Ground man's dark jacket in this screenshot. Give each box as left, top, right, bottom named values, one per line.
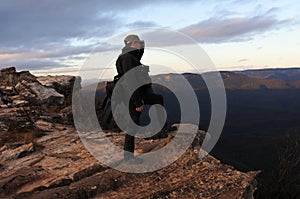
left=115, top=46, right=150, bottom=108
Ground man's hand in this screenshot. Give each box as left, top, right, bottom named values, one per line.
left=135, top=106, right=143, bottom=112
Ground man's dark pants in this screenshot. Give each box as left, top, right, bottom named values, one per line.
left=124, top=85, right=164, bottom=154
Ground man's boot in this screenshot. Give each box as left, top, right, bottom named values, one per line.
left=145, top=123, right=177, bottom=140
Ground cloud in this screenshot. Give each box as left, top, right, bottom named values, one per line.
left=0, top=1, right=293, bottom=73
left=0, top=58, right=66, bottom=71
left=0, top=42, right=120, bottom=72
left=0, top=0, right=126, bottom=71
left=129, top=10, right=291, bottom=47
left=0, top=1, right=121, bottom=48
left=127, top=21, right=158, bottom=29
left=0, top=0, right=198, bottom=48
left=0, top=0, right=200, bottom=71
left=238, top=59, right=249, bottom=63
left=179, top=15, right=290, bottom=43
left=139, top=29, right=190, bottom=46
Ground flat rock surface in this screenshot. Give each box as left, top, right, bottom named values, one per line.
left=0, top=123, right=258, bottom=199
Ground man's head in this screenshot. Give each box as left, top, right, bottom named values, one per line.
left=124, top=34, right=145, bottom=49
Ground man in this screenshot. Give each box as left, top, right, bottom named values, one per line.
left=115, top=34, right=175, bottom=160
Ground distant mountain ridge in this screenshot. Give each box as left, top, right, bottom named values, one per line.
left=83, top=68, right=300, bottom=91
left=235, top=67, right=300, bottom=81
left=150, top=69, right=300, bottom=90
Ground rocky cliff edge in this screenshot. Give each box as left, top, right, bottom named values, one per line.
left=0, top=67, right=259, bottom=199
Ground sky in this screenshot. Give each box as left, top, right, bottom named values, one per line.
left=1, top=0, right=300, bottom=79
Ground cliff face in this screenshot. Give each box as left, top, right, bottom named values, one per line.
left=0, top=67, right=259, bottom=199
left=0, top=67, right=80, bottom=133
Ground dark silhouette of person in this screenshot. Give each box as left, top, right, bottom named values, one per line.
left=115, top=34, right=175, bottom=160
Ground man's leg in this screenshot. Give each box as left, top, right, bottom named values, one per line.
left=143, top=87, right=165, bottom=124
left=142, top=86, right=176, bottom=138
left=124, top=99, right=141, bottom=159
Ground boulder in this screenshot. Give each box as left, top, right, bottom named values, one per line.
left=15, top=80, right=64, bottom=105
left=37, top=75, right=81, bottom=106
left=37, top=75, right=81, bottom=92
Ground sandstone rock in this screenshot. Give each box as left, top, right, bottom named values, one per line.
left=0, top=124, right=259, bottom=199
left=37, top=75, right=81, bottom=106
left=0, top=67, right=36, bottom=87
left=0, top=67, right=81, bottom=132
left=0, top=121, right=9, bottom=132
left=0, top=142, right=34, bottom=161
left=37, top=75, right=81, bottom=92
left=0, top=145, right=8, bottom=153
left=0, top=107, right=37, bottom=132
left=35, top=120, right=54, bottom=132
left=59, top=105, right=73, bottom=124
left=15, top=80, right=64, bottom=105
left=12, top=99, right=28, bottom=107
left=0, top=67, right=19, bottom=86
